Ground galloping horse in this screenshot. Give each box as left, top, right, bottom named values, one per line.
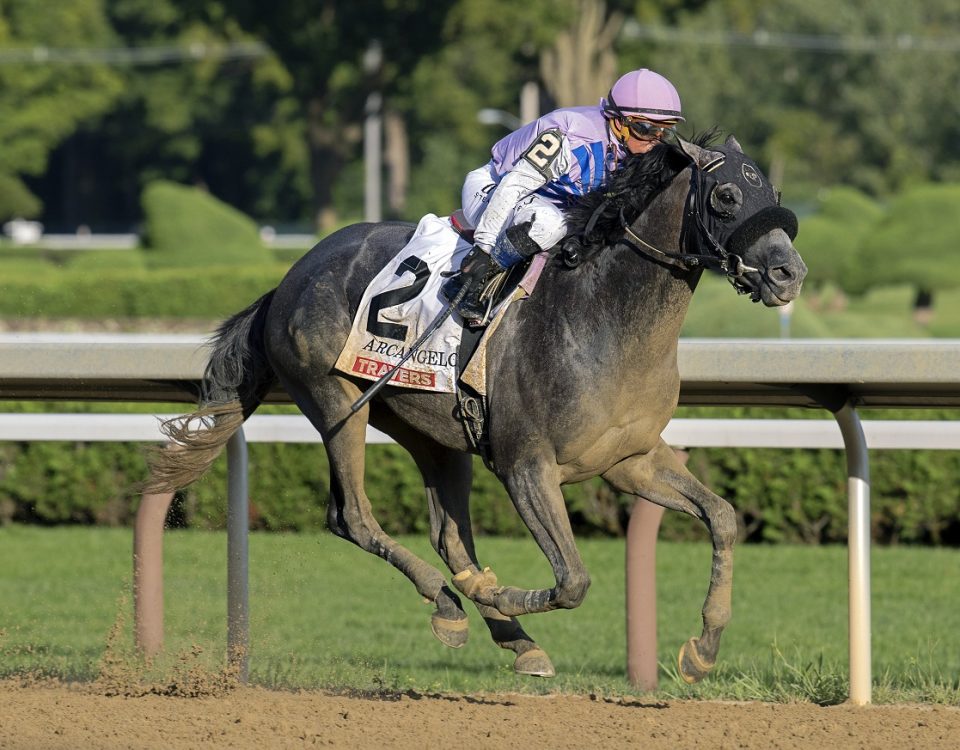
left=149, top=134, right=806, bottom=681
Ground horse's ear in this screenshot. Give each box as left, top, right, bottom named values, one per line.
left=724, top=134, right=744, bottom=153
left=676, top=138, right=724, bottom=169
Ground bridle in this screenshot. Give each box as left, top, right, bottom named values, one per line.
left=618, top=158, right=762, bottom=296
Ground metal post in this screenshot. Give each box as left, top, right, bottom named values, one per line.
left=834, top=401, right=872, bottom=705
left=625, top=449, right=685, bottom=690
left=364, top=92, right=382, bottom=222
left=363, top=40, right=383, bottom=223
left=133, top=489, right=174, bottom=657
left=226, top=428, right=249, bottom=681
left=625, top=498, right=665, bottom=690
left=520, top=80, right=539, bottom=124
left=778, top=300, right=793, bottom=339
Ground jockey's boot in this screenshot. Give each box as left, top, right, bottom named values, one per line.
left=442, top=246, right=505, bottom=325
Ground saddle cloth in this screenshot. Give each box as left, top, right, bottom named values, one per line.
left=334, top=213, right=546, bottom=394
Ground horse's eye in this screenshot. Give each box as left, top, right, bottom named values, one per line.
left=710, top=183, right=743, bottom=219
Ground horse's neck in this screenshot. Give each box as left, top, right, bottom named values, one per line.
left=569, top=175, right=697, bottom=358
left=596, top=249, right=695, bottom=363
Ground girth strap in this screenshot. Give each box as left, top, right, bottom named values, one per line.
left=455, top=328, right=495, bottom=472
left=456, top=389, right=495, bottom=472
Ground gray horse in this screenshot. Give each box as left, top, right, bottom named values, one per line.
left=149, top=134, right=806, bottom=682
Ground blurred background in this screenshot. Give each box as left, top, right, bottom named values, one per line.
left=2, top=1, right=960, bottom=540
left=1, top=0, right=959, bottom=339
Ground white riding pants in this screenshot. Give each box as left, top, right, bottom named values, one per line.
left=460, top=161, right=568, bottom=253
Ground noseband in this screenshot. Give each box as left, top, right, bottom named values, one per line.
left=619, top=162, right=761, bottom=295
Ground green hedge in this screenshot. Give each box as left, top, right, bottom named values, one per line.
left=1, top=405, right=958, bottom=545
left=0, top=264, right=288, bottom=318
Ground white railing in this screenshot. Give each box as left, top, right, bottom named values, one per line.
left=3, top=412, right=960, bottom=449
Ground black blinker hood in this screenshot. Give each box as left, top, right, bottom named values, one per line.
left=694, top=142, right=799, bottom=257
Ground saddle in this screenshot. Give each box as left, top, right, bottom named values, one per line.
left=334, top=213, right=545, bottom=398
left=449, top=209, right=475, bottom=244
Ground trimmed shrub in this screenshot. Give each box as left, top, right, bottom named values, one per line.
left=0, top=264, right=288, bottom=318
left=64, top=250, right=147, bottom=272
left=141, top=180, right=270, bottom=269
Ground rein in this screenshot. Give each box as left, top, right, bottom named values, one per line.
left=618, top=163, right=760, bottom=293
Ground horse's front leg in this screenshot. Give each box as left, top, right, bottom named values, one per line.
left=453, top=458, right=591, bottom=618
left=603, top=439, right=737, bottom=684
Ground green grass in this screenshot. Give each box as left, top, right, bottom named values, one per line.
left=1, top=526, right=958, bottom=703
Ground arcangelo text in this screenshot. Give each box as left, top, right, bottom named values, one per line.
left=361, top=337, right=459, bottom=367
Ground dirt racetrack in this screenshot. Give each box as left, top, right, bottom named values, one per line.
left=2, top=681, right=959, bottom=749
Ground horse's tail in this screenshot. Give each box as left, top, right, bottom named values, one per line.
left=146, top=290, right=277, bottom=491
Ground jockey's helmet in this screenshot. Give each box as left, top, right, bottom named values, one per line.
left=601, top=69, right=684, bottom=125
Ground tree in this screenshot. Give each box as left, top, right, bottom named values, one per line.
left=792, top=186, right=883, bottom=295
left=219, top=1, right=455, bottom=230
left=540, top=0, right=624, bottom=108
left=0, top=0, right=122, bottom=221
left=628, top=0, right=960, bottom=200
left=401, top=0, right=581, bottom=219
left=856, top=183, right=960, bottom=318
left=33, top=0, right=310, bottom=231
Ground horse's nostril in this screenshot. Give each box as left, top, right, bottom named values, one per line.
left=768, top=265, right=793, bottom=283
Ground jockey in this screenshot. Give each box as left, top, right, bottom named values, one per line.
left=443, top=68, right=684, bottom=324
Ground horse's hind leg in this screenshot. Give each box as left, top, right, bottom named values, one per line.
left=284, top=378, right=454, bottom=619
left=392, top=426, right=555, bottom=677
left=603, top=439, right=737, bottom=684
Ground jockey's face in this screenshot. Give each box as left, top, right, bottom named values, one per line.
left=625, top=134, right=659, bottom=155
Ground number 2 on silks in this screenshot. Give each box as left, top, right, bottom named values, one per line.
left=522, top=129, right=563, bottom=175
left=365, top=255, right=430, bottom=341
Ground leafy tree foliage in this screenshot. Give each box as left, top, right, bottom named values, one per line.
left=0, top=0, right=122, bottom=220
left=31, top=0, right=307, bottom=231
left=792, top=187, right=883, bottom=292
left=221, top=0, right=455, bottom=228
left=6, top=0, right=960, bottom=293
left=632, top=0, right=960, bottom=200
left=401, top=0, right=590, bottom=219
left=858, top=183, right=960, bottom=296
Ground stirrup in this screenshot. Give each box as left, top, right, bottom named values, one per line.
left=457, top=272, right=505, bottom=326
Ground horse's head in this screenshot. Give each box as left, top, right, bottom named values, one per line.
left=677, top=135, right=807, bottom=306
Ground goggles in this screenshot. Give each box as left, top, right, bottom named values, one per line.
left=623, top=117, right=677, bottom=141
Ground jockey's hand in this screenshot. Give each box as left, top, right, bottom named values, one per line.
left=442, top=245, right=501, bottom=279
left=460, top=245, right=490, bottom=273
left=440, top=245, right=505, bottom=312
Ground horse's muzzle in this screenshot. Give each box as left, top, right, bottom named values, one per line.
left=747, top=229, right=807, bottom=307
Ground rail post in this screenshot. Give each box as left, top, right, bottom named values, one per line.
left=626, top=498, right=665, bottom=690
left=133, top=489, right=174, bottom=656
left=226, top=428, right=250, bottom=682
left=834, top=401, right=872, bottom=705
left=625, top=449, right=687, bottom=690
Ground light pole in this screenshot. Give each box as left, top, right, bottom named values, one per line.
left=363, top=40, right=383, bottom=223
left=477, top=81, right=540, bottom=131
left=477, top=108, right=522, bottom=131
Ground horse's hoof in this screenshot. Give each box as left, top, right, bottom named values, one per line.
left=677, top=637, right=714, bottom=684
left=430, top=613, right=469, bottom=649
left=514, top=647, right=555, bottom=678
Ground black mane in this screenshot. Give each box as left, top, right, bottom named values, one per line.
left=563, top=129, right=720, bottom=254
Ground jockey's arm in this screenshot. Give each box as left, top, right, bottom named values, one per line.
left=473, top=129, right=571, bottom=252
